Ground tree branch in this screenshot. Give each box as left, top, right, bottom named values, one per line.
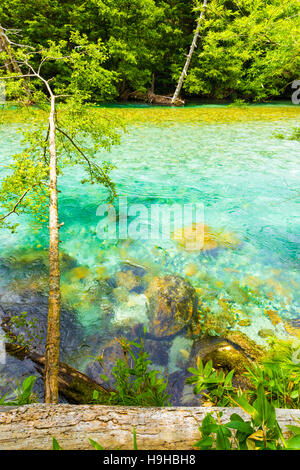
left=56, top=126, right=115, bottom=195
left=0, top=187, right=33, bottom=221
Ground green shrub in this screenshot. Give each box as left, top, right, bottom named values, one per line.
left=187, top=339, right=300, bottom=409
left=93, top=335, right=170, bottom=407
left=0, top=376, right=38, bottom=405
left=194, top=384, right=300, bottom=450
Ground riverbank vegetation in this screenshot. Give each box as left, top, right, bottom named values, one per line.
left=1, top=0, right=299, bottom=103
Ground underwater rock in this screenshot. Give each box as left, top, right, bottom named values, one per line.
left=227, top=281, right=250, bottom=305
left=168, top=335, right=193, bottom=373
left=65, top=266, right=91, bottom=281
left=0, top=291, right=84, bottom=359
left=264, top=309, right=282, bottom=326
left=112, top=286, right=129, bottom=303
left=3, top=248, right=77, bottom=274
left=85, top=339, right=123, bottom=386
left=258, top=328, right=276, bottom=338
left=202, top=341, right=253, bottom=375
left=190, top=331, right=264, bottom=373
left=0, top=291, right=85, bottom=403
left=196, top=305, right=236, bottom=337
left=144, top=338, right=171, bottom=367
left=145, top=275, right=198, bottom=338
left=116, top=271, right=141, bottom=292
left=238, top=319, right=252, bottom=327
left=121, top=260, right=148, bottom=278
left=112, top=293, right=149, bottom=329
left=172, top=223, right=241, bottom=252
left=225, top=331, right=265, bottom=361
left=168, top=369, right=193, bottom=406
left=184, top=264, right=198, bottom=277
left=189, top=336, right=225, bottom=367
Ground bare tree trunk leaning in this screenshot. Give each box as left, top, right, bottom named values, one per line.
left=44, top=95, right=61, bottom=404
left=171, top=0, right=208, bottom=104
left=0, top=405, right=298, bottom=450
left=0, top=26, right=22, bottom=74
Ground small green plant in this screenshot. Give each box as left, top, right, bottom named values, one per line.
left=244, top=339, right=300, bottom=409
left=93, top=335, right=170, bottom=407
left=195, top=384, right=300, bottom=450
left=52, top=438, right=63, bottom=450
left=0, top=375, right=37, bottom=405
left=186, top=359, right=236, bottom=406
left=89, top=439, right=104, bottom=450
left=187, top=339, right=300, bottom=409
left=274, top=127, right=300, bottom=141
left=4, top=312, right=43, bottom=349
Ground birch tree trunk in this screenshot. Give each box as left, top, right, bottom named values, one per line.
left=44, top=95, right=61, bottom=404
left=171, top=0, right=208, bottom=104
left=0, top=26, right=21, bottom=74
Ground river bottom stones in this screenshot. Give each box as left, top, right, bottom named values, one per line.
left=145, top=275, right=198, bottom=338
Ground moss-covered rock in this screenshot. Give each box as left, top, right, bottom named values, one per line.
left=225, top=331, right=265, bottom=361
left=6, top=248, right=77, bottom=273
left=116, top=270, right=141, bottom=291
left=196, top=306, right=236, bottom=338
left=172, top=223, right=241, bottom=252
left=202, top=341, right=252, bottom=375
left=227, top=281, right=250, bottom=304
left=145, top=275, right=198, bottom=338
left=238, top=318, right=252, bottom=327
left=258, top=328, right=276, bottom=338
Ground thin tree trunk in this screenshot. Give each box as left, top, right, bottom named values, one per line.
left=44, top=95, right=61, bottom=404
left=171, top=0, right=208, bottom=104
left=0, top=25, right=31, bottom=100
left=0, top=26, right=16, bottom=73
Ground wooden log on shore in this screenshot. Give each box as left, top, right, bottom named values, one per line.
left=0, top=404, right=299, bottom=450
left=128, top=90, right=185, bottom=106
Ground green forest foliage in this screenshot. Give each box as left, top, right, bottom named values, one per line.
left=0, top=0, right=299, bottom=101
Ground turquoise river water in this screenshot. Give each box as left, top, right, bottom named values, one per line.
left=0, top=105, right=299, bottom=403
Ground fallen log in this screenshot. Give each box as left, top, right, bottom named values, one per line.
left=128, top=89, right=185, bottom=106
left=2, top=317, right=112, bottom=404
left=0, top=404, right=299, bottom=450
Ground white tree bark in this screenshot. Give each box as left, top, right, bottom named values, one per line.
left=172, top=0, right=208, bottom=104
left=44, top=94, right=61, bottom=404
left=0, top=405, right=299, bottom=450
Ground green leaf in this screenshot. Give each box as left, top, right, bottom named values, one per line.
left=286, top=425, right=300, bottom=435
left=89, top=439, right=104, bottom=450
left=287, top=435, right=300, bottom=450
left=194, top=436, right=214, bottom=450
left=216, top=427, right=232, bottom=450
left=133, top=426, right=138, bottom=450
left=226, top=420, right=253, bottom=434
left=52, top=438, right=62, bottom=450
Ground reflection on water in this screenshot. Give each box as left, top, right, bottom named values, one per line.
left=0, top=107, right=299, bottom=404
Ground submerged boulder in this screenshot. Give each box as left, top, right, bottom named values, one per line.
left=172, top=223, right=241, bottom=252
left=202, top=341, right=253, bottom=375
left=145, top=275, right=198, bottom=338
left=225, top=331, right=265, bottom=361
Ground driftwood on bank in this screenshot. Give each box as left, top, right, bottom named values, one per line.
left=2, top=317, right=111, bottom=404
left=0, top=404, right=299, bottom=450
left=128, top=89, right=185, bottom=106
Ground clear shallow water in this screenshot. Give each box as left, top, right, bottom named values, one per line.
left=0, top=106, right=299, bottom=401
